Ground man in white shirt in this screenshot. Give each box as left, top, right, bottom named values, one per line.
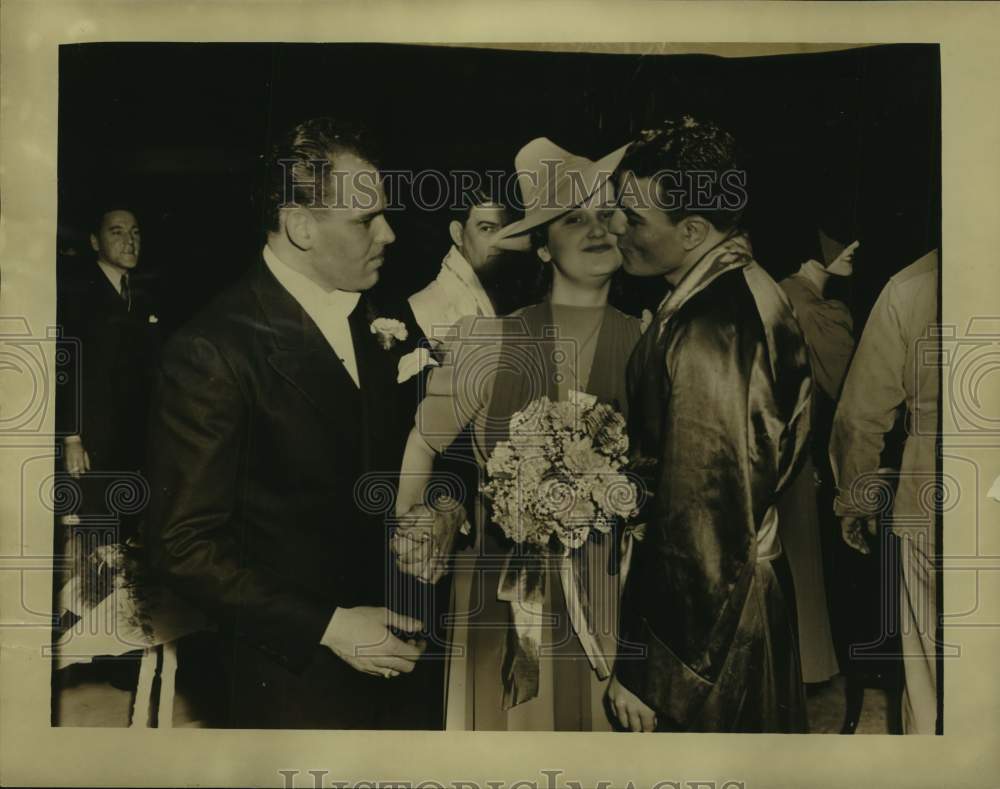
left=145, top=118, right=442, bottom=729
left=408, top=188, right=514, bottom=339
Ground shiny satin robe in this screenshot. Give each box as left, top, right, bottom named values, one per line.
left=617, top=233, right=812, bottom=732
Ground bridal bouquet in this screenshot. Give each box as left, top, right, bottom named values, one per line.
left=482, top=394, right=639, bottom=551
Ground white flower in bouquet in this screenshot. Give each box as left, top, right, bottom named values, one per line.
left=568, top=495, right=597, bottom=526
left=585, top=404, right=629, bottom=460
left=588, top=472, right=615, bottom=511
left=482, top=396, right=640, bottom=553
left=535, top=477, right=574, bottom=518
left=559, top=524, right=592, bottom=550
left=549, top=399, right=582, bottom=431
left=591, top=511, right=613, bottom=535
left=515, top=510, right=550, bottom=547
left=509, top=400, right=547, bottom=447
left=604, top=473, right=640, bottom=518
left=486, top=442, right=518, bottom=479
left=521, top=453, right=552, bottom=484
left=564, top=435, right=615, bottom=475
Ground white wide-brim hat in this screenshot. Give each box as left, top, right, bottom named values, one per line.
left=495, top=137, right=629, bottom=246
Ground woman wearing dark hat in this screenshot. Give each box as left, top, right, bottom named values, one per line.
left=392, top=137, right=641, bottom=730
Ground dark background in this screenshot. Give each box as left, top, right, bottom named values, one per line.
left=57, top=42, right=940, bottom=333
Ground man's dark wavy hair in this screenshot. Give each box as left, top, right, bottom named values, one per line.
left=449, top=183, right=515, bottom=231
left=263, top=117, right=381, bottom=233
left=90, top=199, right=140, bottom=235
left=617, top=115, right=744, bottom=232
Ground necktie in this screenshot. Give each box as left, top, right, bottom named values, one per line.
left=120, top=273, right=132, bottom=312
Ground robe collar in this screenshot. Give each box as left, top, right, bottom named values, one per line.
left=652, top=231, right=753, bottom=340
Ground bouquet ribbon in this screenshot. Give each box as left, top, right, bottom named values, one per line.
left=618, top=521, right=647, bottom=597
left=496, top=545, right=614, bottom=710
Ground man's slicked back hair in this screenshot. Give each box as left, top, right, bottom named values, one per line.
left=263, top=117, right=381, bottom=232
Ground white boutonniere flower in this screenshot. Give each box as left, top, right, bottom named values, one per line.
left=370, top=318, right=408, bottom=350
left=397, top=346, right=440, bottom=383
left=640, top=309, right=654, bottom=334
left=148, top=314, right=159, bottom=324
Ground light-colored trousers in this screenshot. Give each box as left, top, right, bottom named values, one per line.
left=894, top=433, right=939, bottom=734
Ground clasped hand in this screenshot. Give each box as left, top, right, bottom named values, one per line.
left=390, top=498, right=466, bottom=584
left=321, top=606, right=427, bottom=678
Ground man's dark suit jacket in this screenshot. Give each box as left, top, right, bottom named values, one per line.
left=56, top=259, right=160, bottom=530
left=144, top=258, right=444, bottom=729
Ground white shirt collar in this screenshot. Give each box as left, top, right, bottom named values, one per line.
left=263, top=244, right=361, bottom=318
left=263, top=244, right=363, bottom=388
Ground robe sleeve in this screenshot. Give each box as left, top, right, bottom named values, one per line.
left=615, top=309, right=757, bottom=727
left=829, top=279, right=906, bottom=516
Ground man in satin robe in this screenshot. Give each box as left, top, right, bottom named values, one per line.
left=606, top=117, right=812, bottom=732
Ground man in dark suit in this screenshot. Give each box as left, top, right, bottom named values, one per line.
left=144, top=118, right=443, bottom=729
left=57, top=204, right=159, bottom=523
left=53, top=204, right=160, bottom=701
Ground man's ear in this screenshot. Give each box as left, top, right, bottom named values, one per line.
left=284, top=209, right=314, bottom=251
left=448, top=220, right=464, bottom=250
left=89, top=234, right=100, bottom=253
left=682, top=216, right=710, bottom=250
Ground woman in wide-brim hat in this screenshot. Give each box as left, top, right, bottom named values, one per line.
left=393, top=137, right=642, bottom=731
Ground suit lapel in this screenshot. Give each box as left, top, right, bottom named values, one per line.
left=86, top=263, right=129, bottom=316
left=254, top=260, right=418, bottom=476
left=268, top=345, right=361, bottom=424
left=349, top=294, right=413, bottom=475
left=253, top=262, right=361, bottom=430
left=350, top=296, right=379, bottom=474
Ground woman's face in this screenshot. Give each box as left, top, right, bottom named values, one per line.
left=539, top=191, right=622, bottom=288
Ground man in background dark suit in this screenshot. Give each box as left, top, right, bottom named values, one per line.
left=53, top=204, right=161, bottom=699
left=57, top=205, right=159, bottom=526
left=144, top=118, right=444, bottom=729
